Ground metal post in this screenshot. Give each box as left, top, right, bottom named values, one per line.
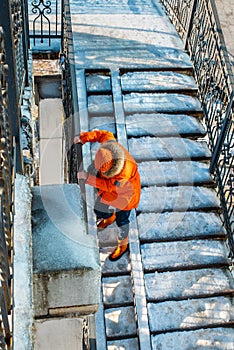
left=0, top=0, right=22, bottom=172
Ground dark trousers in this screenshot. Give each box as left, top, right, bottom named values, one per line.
left=94, top=196, right=131, bottom=240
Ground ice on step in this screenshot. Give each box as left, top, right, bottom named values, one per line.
left=139, top=160, right=212, bottom=186
left=141, top=240, right=229, bottom=271
left=123, top=92, right=202, bottom=114
left=129, top=136, right=211, bottom=161
left=145, top=268, right=234, bottom=301
left=151, top=327, right=234, bottom=350
left=137, top=211, right=225, bottom=241
left=138, top=186, right=220, bottom=212
left=121, top=71, right=197, bottom=92
left=126, top=113, right=205, bottom=137
left=148, top=297, right=234, bottom=332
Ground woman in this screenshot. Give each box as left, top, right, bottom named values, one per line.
left=74, top=130, right=141, bottom=261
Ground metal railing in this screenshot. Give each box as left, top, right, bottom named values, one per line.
left=28, top=0, right=64, bottom=49
left=0, top=27, right=14, bottom=350
left=0, top=0, right=30, bottom=348
left=160, top=0, right=234, bottom=256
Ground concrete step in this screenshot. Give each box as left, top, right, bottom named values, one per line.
left=89, top=116, right=116, bottom=135
left=145, top=268, right=234, bottom=301
left=105, top=306, right=137, bottom=339
left=141, top=240, right=229, bottom=272
left=102, top=275, right=134, bottom=307
left=148, top=296, right=234, bottom=333
left=138, top=186, right=220, bottom=213
left=126, top=113, right=205, bottom=138
left=72, top=0, right=164, bottom=14
left=151, top=327, right=234, bottom=350
left=88, top=95, right=113, bottom=116
left=86, top=73, right=111, bottom=93
left=129, top=137, right=211, bottom=161
left=139, top=161, right=213, bottom=187
left=137, top=211, right=226, bottom=242
left=123, top=92, right=202, bottom=115
left=107, top=338, right=139, bottom=350
left=75, top=47, right=193, bottom=70
left=100, top=251, right=131, bottom=277
left=121, top=71, right=198, bottom=93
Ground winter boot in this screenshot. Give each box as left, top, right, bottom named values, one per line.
left=96, top=212, right=116, bottom=229
left=109, top=237, right=128, bottom=261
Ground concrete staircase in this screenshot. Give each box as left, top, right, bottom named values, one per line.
left=70, top=0, right=234, bottom=349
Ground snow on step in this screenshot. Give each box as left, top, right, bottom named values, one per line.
left=89, top=116, right=116, bottom=135
left=129, top=137, right=211, bottom=161
left=145, top=268, right=234, bottom=301
left=86, top=74, right=111, bottom=93
left=88, top=95, right=113, bottom=115
left=123, top=93, right=202, bottom=114
left=151, top=327, right=234, bottom=350
left=148, top=296, right=234, bottom=332
left=126, top=113, right=205, bottom=137
left=102, top=275, right=133, bottom=306
left=75, top=47, right=193, bottom=70
left=139, top=161, right=213, bottom=187
left=121, top=71, right=197, bottom=92
left=72, top=0, right=165, bottom=15
left=138, top=186, right=220, bottom=213
left=107, top=338, right=139, bottom=350
left=105, top=306, right=137, bottom=338
left=137, top=211, right=226, bottom=241
left=100, top=252, right=131, bottom=276
left=141, top=240, right=229, bottom=272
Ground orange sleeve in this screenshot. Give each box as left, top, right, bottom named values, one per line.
left=85, top=174, right=114, bottom=192
left=80, top=130, right=115, bottom=144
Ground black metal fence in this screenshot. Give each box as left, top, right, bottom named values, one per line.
left=28, top=0, right=64, bottom=49
left=0, top=28, right=13, bottom=350
left=0, top=0, right=30, bottom=347
left=160, top=0, right=234, bottom=256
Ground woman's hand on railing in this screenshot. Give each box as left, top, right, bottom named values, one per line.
left=77, top=170, right=88, bottom=182
left=74, top=136, right=83, bottom=144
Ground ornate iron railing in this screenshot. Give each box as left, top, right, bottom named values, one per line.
left=29, top=0, right=64, bottom=48
left=0, top=1, right=30, bottom=348
left=160, top=0, right=234, bottom=256
left=60, top=0, right=82, bottom=184
left=0, top=27, right=14, bottom=350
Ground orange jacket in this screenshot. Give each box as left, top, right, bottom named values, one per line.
left=80, top=130, right=141, bottom=210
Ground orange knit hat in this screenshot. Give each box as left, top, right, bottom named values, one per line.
left=94, top=147, right=113, bottom=172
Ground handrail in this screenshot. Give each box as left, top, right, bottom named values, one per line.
left=0, top=27, right=14, bottom=349
left=160, top=0, right=234, bottom=257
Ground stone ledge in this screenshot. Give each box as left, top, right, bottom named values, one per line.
left=32, top=184, right=101, bottom=317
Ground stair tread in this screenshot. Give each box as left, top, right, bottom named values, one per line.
left=89, top=116, right=116, bottom=135
left=151, top=327, right=234, bottom=350
left=86, top=73, right=111, bottom=93
left=105, top=306, right=137, bottom=338
left=123, top=92, right=202, bottom=114
left=148, top=296, right=234, bottom=332
left=75, top=47, right=193, bottom=70
left=141, top=240, right=229, bottom=271
left=121, top=71, right=198, bottom=92
left=138, top=186, right=220, bottom=213
left=129, top=136, right=211, bottom=161
left=137, top=211, right=226, bottom=241
left=88, top=95, right=113, bottom=115
left=139, top=160, right=213, bottom=187
left=102, top=275, right=134, bottom=306
left=145, top=268, right=234, bottom=301
left=107, top=338, right=139, bottom=350
left=126, top=113, right=205, bottom=137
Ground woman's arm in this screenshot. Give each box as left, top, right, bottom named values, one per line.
left=78, top=130, right=116, bottom=144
